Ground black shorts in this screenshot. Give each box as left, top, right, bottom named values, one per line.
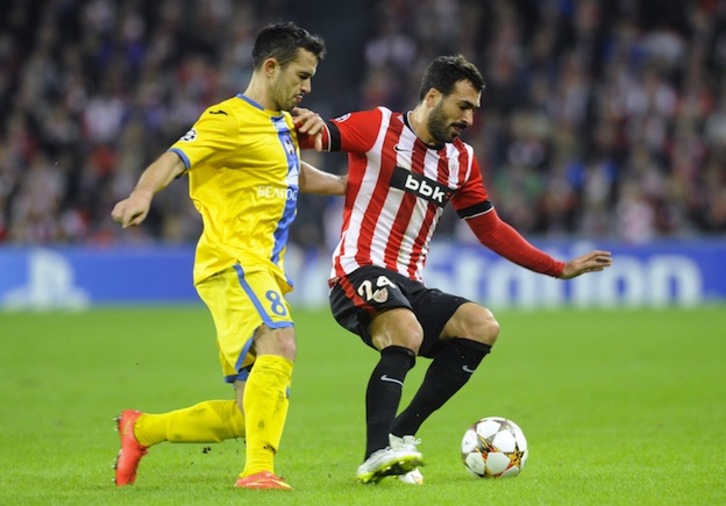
left=329, top=265, right=471, bottom=358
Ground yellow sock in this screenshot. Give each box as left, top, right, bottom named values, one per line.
left=240, top=354, right=293, bottom=477
left=134, top=400, right=245, bottom=447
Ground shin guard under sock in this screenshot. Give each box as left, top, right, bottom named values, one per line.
left=364, top=345, right=416, bottom=458
left=393, top=338, right=491, bottom=437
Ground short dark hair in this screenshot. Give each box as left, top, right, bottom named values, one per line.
left=252, top=21, right=326, bottom=69
left=418, top=55, right=485, bottom=101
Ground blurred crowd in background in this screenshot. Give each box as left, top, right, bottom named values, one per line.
left=1, top=0, right=725, bottom=250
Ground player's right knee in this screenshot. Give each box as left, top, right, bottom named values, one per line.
left=392, top=331, right=423, bottom=353
left=476, top=309, right=500, bottom=346
left=451, top=304, right=499, bottom=346
left=370, top=309, right=424, bottom=354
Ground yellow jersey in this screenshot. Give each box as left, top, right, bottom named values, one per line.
left=169, top=94, right=302, bottom=287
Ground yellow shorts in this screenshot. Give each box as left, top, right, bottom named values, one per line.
left=195, top=263, right=294, bottom=383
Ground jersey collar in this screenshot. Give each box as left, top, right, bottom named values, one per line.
left=403, top=111, right=445, bottom=151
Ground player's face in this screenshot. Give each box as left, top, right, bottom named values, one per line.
left=271, top=48, right=319, bottom=112
left=427, top=80, right=481, bottom=144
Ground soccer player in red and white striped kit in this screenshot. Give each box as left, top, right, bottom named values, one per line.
left=315, top=55, right=613, bottom=484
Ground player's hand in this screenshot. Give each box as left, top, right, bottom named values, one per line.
left=111, top=191, right=153, bottom=228
left=559, top=250, right=613, bottom=279
left=292, top=107, right=324, bottom=135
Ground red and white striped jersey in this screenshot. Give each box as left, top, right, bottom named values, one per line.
left=322, top=106, right=493, bottom=284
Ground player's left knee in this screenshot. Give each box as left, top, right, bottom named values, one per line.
left=274, top=335, right=297, bottom=361
left=255, top=326, right=297, bottom=360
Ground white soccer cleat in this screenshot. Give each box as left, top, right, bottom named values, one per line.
left=390, top=434, right=424, bottom=485
left=398, top=467, right=424, bottom=484
left=356, top=436, right=424, bottom=484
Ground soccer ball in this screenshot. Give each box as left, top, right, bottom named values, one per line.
left=460, top=416, right=528, bottom=478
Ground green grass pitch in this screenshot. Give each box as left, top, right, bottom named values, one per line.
left=1, top=305, right=724, bottom=505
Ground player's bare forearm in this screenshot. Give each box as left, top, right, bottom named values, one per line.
left=111, top=151, right=185, bottom=228
left=558, top=250, right=613, bottom=279
left=299, top=161, right=347, bottom=195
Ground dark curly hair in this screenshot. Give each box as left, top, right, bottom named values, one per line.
left=252, top=21, right=327, bottom=69
left=418, top=54, right=485, bottom=100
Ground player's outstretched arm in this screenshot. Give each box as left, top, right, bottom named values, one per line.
left=111, top=151, right=186, bottom=228
left=558, top=250, right=613, bottom=280
left=299, top=161, right=347, bottom=196
left=466, top=208, right=613, bottom=279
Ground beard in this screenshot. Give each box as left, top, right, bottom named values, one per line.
left=427, top=101, right=465, bottom=144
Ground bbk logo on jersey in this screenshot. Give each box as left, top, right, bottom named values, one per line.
left=391, top=166, right=453, bottom=207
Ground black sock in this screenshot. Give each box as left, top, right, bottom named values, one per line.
left=392, top=338, right=491, bottom=437
left=364, top=345, right=416, bottom=459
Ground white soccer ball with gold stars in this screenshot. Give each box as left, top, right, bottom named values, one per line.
left=461, top=416, right=528, bottom=478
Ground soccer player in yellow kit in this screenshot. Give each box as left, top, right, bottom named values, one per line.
left=110, top=22, right=343, bottom=491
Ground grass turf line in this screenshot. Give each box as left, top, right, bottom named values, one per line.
left=0, top=305, right=724, bottom=505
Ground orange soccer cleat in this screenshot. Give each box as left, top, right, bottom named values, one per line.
left=113, top=409, right=148, bottom=486
left=235, top=470, right=293, bottom=491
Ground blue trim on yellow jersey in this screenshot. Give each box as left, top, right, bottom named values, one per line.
left=233, top=263, right=294, bottom=329
left=237, top=93, right=265, bottom=111
left=270, top=116, right=300, bottom=265
left=236, top=337, right=255, bottom=369
left=271, top=195, right=297, bottom=265
left=225, top=368, right=251, bottom=383
left=227, top=336, right=255, bottom=383
left=168, top=147, right=191, bottom=169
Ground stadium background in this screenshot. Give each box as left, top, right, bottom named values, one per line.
left=1, top=0, right=725, bottom=309
left=2, top=5, right=723, bottom=503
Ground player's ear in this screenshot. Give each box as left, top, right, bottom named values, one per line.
left=263, top=57, right=280, bottom=78
left=425, top=88, right=442, bottom=107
